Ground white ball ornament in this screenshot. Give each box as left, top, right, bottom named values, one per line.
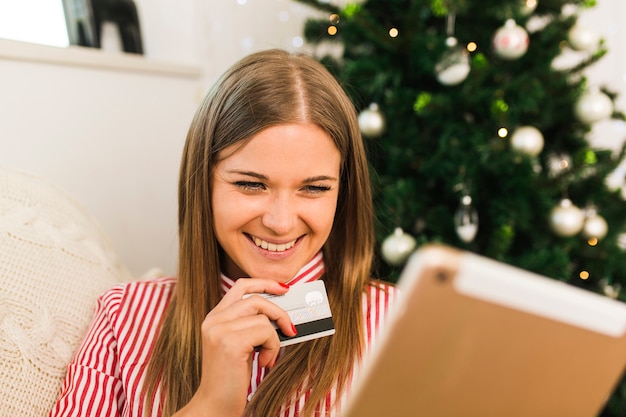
left=492, top=19, right=529, bottom=60
left=549, top=199, right=585, bottom=237
left=381, top=227, right=417, bottom=266
left=582, top=213, right=608, bottom=240
left=358, top=103, right=386, bottom=137
left=510, top=126, right=544, bottom=157
left=435, top=37, right=471, bottom=86
left=575, top=89, right=613, bottom=124
left=568, top=24, right=600, bottom=52
left=605, top=164, right=626, bottom=191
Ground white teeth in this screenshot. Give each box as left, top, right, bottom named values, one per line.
left=253, top=236, right=296, bottom=252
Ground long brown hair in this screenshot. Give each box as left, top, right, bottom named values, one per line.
left=143, top=49, right=375, bottom=417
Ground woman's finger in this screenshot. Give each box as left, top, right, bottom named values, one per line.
left=214, top=278, right=290, bottom=312
left=205, top=295, right=297, bottom=340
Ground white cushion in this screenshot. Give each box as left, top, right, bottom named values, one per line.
left=0, top=167, right=132, bottom=417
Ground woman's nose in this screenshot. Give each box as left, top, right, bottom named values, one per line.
left=261, top=193, right=296, bottom=235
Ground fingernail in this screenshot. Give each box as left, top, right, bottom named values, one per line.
left=279, top=282, right=290, bottom=289
left=291, top=323, right=297, bottom=335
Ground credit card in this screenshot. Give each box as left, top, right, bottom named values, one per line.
left=254, top=280, right=336, bottom=347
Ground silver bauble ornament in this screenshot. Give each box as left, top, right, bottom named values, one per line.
left=549, top=198, right=584, bottom=237
left=454, top=195, right=479, bottom=243
left=511, top=126, right=544, bottom=157
left=381, top=227, right=416, bottom=266
left=568, top=24, right=600, bottom=52
left=582, top=212, right=608, bottom=240
left=435, top=37, right=471, bottom=86
left=492, top=19, right=529, bottom=60
left=575, top=89, right=613, bottom=124
left=358, top=103, right=386, bottom=137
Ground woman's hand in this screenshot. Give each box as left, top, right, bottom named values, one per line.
left=174, top=279, right=296, bottom=417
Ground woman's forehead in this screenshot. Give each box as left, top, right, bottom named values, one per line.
left=215, top=123, right=341, bottom=176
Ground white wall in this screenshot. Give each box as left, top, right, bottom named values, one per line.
left=0, top=49, right=200, bottom=277
left=134, top=0, right=318, bottom=87
left=0, top=0, right=624, bottom=278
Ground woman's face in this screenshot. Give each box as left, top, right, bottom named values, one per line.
left=211, top=123, right=341, bottom=282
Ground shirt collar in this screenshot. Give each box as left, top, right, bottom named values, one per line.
left=220, top=251, right=325, bottom=295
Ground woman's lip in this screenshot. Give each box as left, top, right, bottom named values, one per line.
left=246, top=233, right=301, bottom=252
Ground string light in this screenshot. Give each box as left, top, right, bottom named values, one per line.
left=389, top=28, right=399, bottom=38
left=588, top=237, right=599, bottom=246
left=328, top=26, right=338, bottom=36
left=467, top=42, right=477, bottom=52
left=498, top=127, right=508, bottom=138
left=329, top=14, right=340, bottom=25
left=579, top=270, right=590, bottom=280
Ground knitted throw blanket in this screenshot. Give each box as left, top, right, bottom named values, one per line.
left=0, top=167, right=131, bottom=417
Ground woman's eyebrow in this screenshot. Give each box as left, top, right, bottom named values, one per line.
left=226, top=170, right=337, bottom=183
left=303, top=175, right=338, bottom=183
left=226, top=169, right=268, bottom=180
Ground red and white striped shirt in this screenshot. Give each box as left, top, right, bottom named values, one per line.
left=50, top=253, right=397, bottom=417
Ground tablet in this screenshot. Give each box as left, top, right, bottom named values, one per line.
left=342, top=244, right=626, bottom=417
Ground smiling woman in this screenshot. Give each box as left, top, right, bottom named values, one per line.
left=211, top=122, right=341, bottom=283
left=0, top=0, right=69, bottom=47
left=48, top=48, right=398, bottom=417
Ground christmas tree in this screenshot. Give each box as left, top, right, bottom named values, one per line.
left=295, top=0, right=626, bottom=414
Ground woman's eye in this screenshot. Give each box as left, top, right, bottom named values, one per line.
left=234, top=181, right=266, bottom=191
left=303, top=185, right=331, bottom=194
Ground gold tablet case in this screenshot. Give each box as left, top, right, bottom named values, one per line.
left=343, top=245, right=626, bottom=417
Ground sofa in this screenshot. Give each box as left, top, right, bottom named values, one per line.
left=0, top=166, right=136, bottom=416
